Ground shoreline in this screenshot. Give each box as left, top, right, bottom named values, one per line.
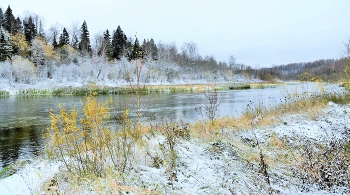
left=0, top=81, right=286, bottom=97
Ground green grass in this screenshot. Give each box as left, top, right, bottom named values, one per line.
left=0, top=90, right=10, bottom=97
left=0, top=164, right=16, bottom=179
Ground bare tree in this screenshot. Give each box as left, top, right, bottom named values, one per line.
left=69, top=21, right=80, bottom=44
left=181, top=41, right=198, bottom=62
left=229, top=55, right=236, bottom=70
left=157, top=41, right=178, bottom=63
left=195, top=89, right=221, bottom=125
left=46, top=22, right=62, bottom=43
left=22, top=11, right=45, bottom=29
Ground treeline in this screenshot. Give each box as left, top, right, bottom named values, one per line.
left=1, top=5, right=255, bottom=84
left=1, top=5, right=348, bottom=85
left=257, top=58, right=349, bottom=82
left=0, top=5, right=158, bottom=62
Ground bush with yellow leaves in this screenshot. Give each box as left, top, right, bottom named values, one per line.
left=45, top=95, right=136, bottom=178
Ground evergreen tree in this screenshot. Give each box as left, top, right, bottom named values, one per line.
left=0, top=27, right=13, bottom=61
left=78, top=20, right=91, bottom=54
left=149, top=38, right=158, bottom=61
left=58, top=27, right=70, bottom=47
left=71, top=34, right=79, bottom=49
left=23, top=16, right=36, bottom=43
left=102, top=29, right=113, bottom=59
left=111, top=25, right=127, bottom=60
left=0, top=8, right=4, bottom=27
left=142, top=38, right=158, bottom=61
left=15, top=17, right=22, bottom=34
left=52, top=35, right=58, bottom=49
left=127, top=37, right=145, bottom=61
left=4, top=6, right=16, bottom=34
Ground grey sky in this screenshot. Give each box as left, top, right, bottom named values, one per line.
left=2, top=0, right=350, bottom=67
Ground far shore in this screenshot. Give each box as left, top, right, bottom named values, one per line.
left=0, top=80, right=288, bottom=97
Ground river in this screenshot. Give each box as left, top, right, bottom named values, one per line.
left=0, top=82, right=343, bottom=168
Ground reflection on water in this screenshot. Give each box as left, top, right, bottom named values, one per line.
left=0, top=82, right=343, bottom=168
left=0, top=126, right=42, bottom=168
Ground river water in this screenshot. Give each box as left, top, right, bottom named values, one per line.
left=0, top=82, right=343, bottom=168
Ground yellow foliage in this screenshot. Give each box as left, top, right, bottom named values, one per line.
left=46, top=96, right=140, bottom=178
left=227, top=69, right=233, bottom=77
left=10, top=33, right=30, bottom=57
left=46, top=96, right=112, bottom=176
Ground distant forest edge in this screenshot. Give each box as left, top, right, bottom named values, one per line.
left=0, top=5, right=349, bottom=85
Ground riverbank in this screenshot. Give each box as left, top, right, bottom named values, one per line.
left=0, top=80, right=286, bottom=97
left=0, top=91, right=349, bottom=194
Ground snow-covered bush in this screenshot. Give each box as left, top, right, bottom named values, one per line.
left=294, top=137, right=350, bottom=191
left=12, top=56, right=38, bottom=84
left=0, top=60, right=13, bottom=83
left=52, top=63, right=83, bottom=82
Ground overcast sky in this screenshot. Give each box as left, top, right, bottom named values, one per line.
left=2, top=0, right=350, bottom=67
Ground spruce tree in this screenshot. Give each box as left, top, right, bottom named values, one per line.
left=111, top=25, right=127, bottom=60
left=71, top=34, right=79, bottom=49
left=52, top=35, right=58, bottom=49
left=15, top=17, right=22, bottom=34
left=4, top=6, right=16, bottom=34
left=150, top=38, right=158, bottom=61
left=0, top=8, right=4, bottom=27
left=102, top=29, right=113, bottom=59
left=23, top=16, right=36, bottom=43
left=0, top=27, right=13, bottom=61
left=127, top=37, right=145, bottom=61
left=142, top=38, right=158, bottom=61
left=58, top=27, right=70, bottom=47
left=78, top=20, right=91, bottom=54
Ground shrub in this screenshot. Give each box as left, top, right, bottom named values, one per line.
left=45, top=96, right=137, bottom=178
left=294, top=138, right=350, bottom=192
left=12, top=56, right=38, bottom=84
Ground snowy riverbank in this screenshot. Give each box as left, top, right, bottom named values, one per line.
left=0, top=101, right=349, bottom=194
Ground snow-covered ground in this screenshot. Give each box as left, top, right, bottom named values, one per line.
left=0, top=102, right=349, bottom=194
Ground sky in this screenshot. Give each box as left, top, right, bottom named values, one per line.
left=1, top=0, right=350, bottom=67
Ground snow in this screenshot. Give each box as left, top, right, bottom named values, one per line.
left=0, top=159, right=60, bottom=195
left=0, top=102, right=349, bottom=194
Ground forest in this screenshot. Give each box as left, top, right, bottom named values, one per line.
left=0, top=4, right=349, bottom=87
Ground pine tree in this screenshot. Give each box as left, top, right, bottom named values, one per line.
left=52, top=35, right=58, bottom=49
left=78, top=20, right=91, bottom=54
left=102, top=29, right=113, bottom=59
left=15, top=17, right=22, bottom=34
left=4, top=6, right=16, bottom=34
left=0, top=27, right=13, bottom=61
left=142, top=38, right=158, bottom=61
left=127, top=37, right=145, bottom=61
left=23, top=16, right=36, bottom=43
left=111, top=25, right=127, bottom=60
left=0, top=8, right=4, bottom=27
left=71, top=34, right=79, bottom=49
left=150, top=38, right=158, bottom=61
left=58, top=27, right=70, bottom=47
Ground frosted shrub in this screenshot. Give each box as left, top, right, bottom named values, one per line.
left=52, top=63, right=82, bottom=82
left=0, top=60, right=13, bottom=83
left=12, top=56, right=38, bottom=84
left=294, top=137, right=350, bottom=192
